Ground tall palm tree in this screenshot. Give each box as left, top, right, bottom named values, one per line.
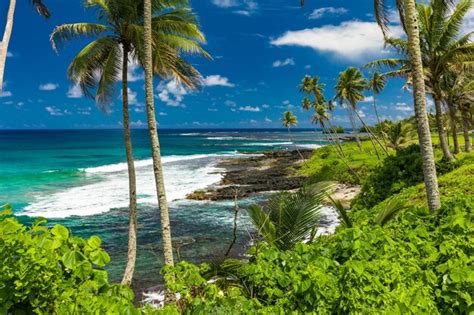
left=0, top=0, right=50, bottom=94
left=282, top=110, right=306, bottom=161
left=142, top=0, right=208, bottom=268
left=51, top=0, right=207, bottom=282
left=370, top=0, right=469, bottom=211
left=370, top=0, right=474, bottom=161
left=367, top=72, right=388, bottom=148
left=335, top=67, right=387, bottom=157
left=335, top=68, right=364, bottom=149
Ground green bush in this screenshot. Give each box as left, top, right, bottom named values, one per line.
left=352, top=145, right=462, bottom=210
left=162, top=195, right=473, bottom=314
left=0, top=206, right=139, bottom=314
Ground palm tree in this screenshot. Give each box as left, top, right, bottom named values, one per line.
left=51, top=0, right=207, bottom=282
left=442, top=68, right=474, bottom=153
left=282, top=110, right=307, bottom=161
left=334, top=68, right=363, bottom=149
left=335, top=67, right=387, bottom=157
left=371, top=0, right=474, bottom=161
left=385, top=121, right=413, bottom=151
left=142, top=0, right=208, bottom=268
left=0, top=0, right=50, bottom=94
left=368, top=72, right=388, bottom=149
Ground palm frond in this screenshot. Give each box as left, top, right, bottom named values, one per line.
left=31, top=0, right=50, bottom=18
left=328, top=196, right=352, bottom=228
left=375, top=198, right=407, bottom=226
left=50, top=23, right=109, bottom=52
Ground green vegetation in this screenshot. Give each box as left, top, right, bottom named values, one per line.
left=157, top=163, right=473, bottom=313
left=0, top=206, right=137, bottom=313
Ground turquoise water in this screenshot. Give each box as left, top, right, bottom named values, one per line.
left=0, top=129, right=327, bottom=289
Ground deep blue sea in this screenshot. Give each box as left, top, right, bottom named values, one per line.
left=0, top=129, right=329, bottom=289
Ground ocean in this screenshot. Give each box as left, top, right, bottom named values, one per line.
left=0, top=128, right=330, bottom=289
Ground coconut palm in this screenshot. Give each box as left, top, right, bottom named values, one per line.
left=282, top=110, right=307, bottom=161
left=51, top=0, right=207, bottom=282
left=385, top=121, right=413, bottom=151
left=370, top=0, right=474, bottom=161
left=0, top=0, right=50, bottom=94
left=371, top=0, right=446, bottom=212
left=335, top=67, right=386, bottom=157
left=142, top=0, right=208, bottom=269
left=442, top=68, right=474, bottom=153
left=367, top=72, right=388, bottom=148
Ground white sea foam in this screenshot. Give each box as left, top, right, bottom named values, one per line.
left=296, top=144, right=323, bottom=149
left=242, top=142, right=293, bottom=146
left=179, top=133, right=200, bottom=136
left=20, top=153, right=245, bottom=218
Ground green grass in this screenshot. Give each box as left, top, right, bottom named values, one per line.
left=300, top=134, right=472, bottom=185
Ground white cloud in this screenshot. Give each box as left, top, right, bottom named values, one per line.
left=463, top=8, right=474, bottom=34
left=46, top=106, right=71, bottom=116
left=271, top=21, right=404, bottom=61
left=212, top=0, right=238, bottom=8
left=0, top=90, right=12, bottom=97
left=309, top=7, right=348, bottom=19
left=130, top=120, right=146, bottom=128
left=262, top=104, right=270, bottom=108
left=362, top=96, right=374, bottom=102
left=203, top=75, right=235, bottom=87
left=272, top=58, right=295, bottom=68
left=67, top=84, right=83, bottom=98
left=239, top=105, right=261, bottom=112
left=159, top=112, right=167, bottom=116
left=127, top=60, right=144, bottom=82
left=77, top=107, right=92, bottom=115
left=208, top=108, right=218, bottom=112
left=156, top=80, right=187, bottom=107
left=225, top=100, right=236, bottom=107
left=39, top=83, right=59, bottom=91
left=6, top=51, right=14, bottom=58
left=357, top=109, right=366, bottom=118
left=265, top=117, right=272, bottom=123
left=395, top=102, right=412, bottom=112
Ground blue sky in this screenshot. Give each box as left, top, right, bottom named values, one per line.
left=0, top=0, right=454, bottom=129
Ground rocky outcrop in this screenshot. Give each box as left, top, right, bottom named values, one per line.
left=186, top=150, right=313, bottom=201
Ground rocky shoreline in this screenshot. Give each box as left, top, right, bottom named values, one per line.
left=186, top=149, right=314, bottom=201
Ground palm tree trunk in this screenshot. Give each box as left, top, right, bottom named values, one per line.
left=0, top=0, right=16, bottom=94
left=373, top=94, right=388, bottom=150
left=326, top=120, right=346, bottom=158
left=404, top=0, right=440, bottom=212
left=346, top=105, right=361, bottom=150
left=143, top=0, right=174, bottom=267
left=353, top=107, right=388, bottom=156
left=461, top=106, right=472, bottom=152
left=447, top=102, right=460, bottom=154
left=288, top=127, right=308, bottom=165
left=433, top=96, right=454, bottom=161
left=121, top=46, right=138, bottom=286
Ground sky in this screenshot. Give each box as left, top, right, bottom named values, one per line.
left=0, top=0, right=473, bottom=129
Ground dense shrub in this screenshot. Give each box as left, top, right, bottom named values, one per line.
left=352, top=145, right=462, bottom=209
left=162, top=195, right=473, bottom=314
left=0, top=206, right=139, bottom=314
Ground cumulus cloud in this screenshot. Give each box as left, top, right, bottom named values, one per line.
left=203, top=75, right=235, bottom=87
left=46, top=106, right=71, bottom=116
left=225, top=100, right=237, bottom=107
left=272, top=58, right=295, bottom=67
left=271, top=21, right=404, bottom=61
left=309, top=7, right=348, bottom=19
left=6, top=51, right=14, bottom=58
left=362, top=96, right=374, bottom=102
left=39, top=83, right=59, bottom=91
left=212, top=0, right=238, bottom=8
left=156, top=80, right=188, bottom=107
left=212, top=0, right=258, bottom=15
left=127, top=60, right=144, bottom=82
left=463, top=8, right=474, bottom=34
left=0, top=90, right=12, bottom=97
left=395, top=102, right=412, bottom=112
left=239, top=105, right=261, bottom=112
left=67, top=84, right=83, bottom=98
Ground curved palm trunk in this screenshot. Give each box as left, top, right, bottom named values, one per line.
left=433, top=96, right=454, bottom=161
left=404, top=0, right=440, bottom=212
left=461, top=106, right=472, bottom=152
left=288, top=127, right=307, bottom=165
left=353, top=106, right=388, bottom=156
left=346, top=105, right=362, bottom=150
left=373, top=94, right=388, bottom=150
left=143, top=0, right=174, bottom=267
left=0, top=0, right=16, bottom=94
left=121, top=46, right=138, bottom=286
left=447, top=102, right=460, bottom=154
left=326, top=120, right=346, bottom=158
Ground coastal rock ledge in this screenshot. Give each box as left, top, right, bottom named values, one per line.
left=186, top=149, right=313, bottom=201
